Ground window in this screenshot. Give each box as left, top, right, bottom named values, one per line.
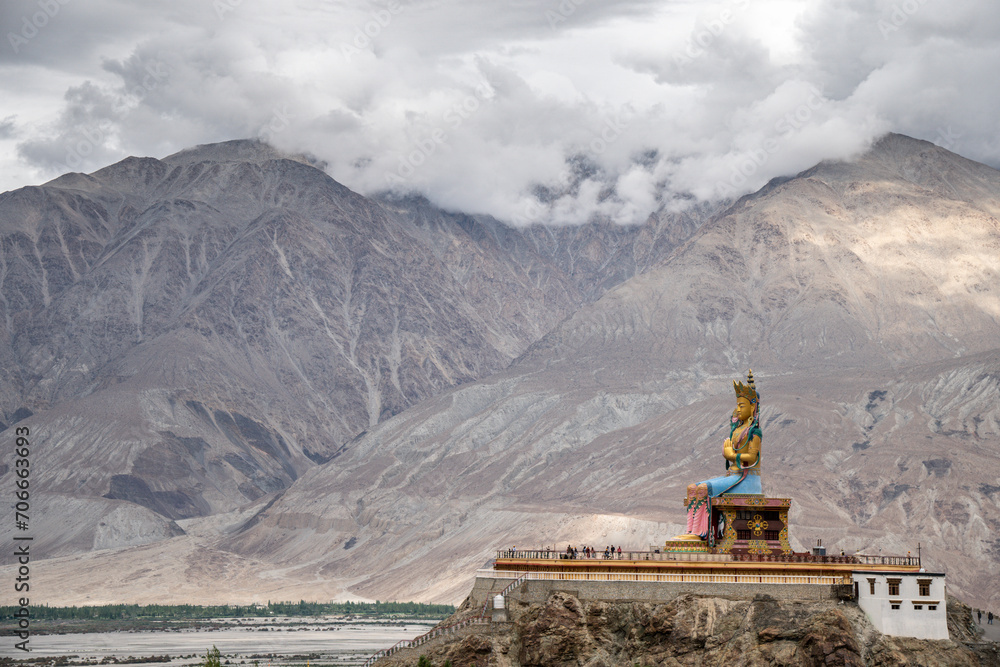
left=887, top=578, right=901, bottom=596
left=890, top=601, right=901, bottom=610
left=928, top=605, right=937, bottom=610
left=867, top=578, right=876, bottom=595
left=918, top=579, right=931, bottom=596
left=913, top=604, right=923, bottom=610
left=736, top=529, right=780, bottom=540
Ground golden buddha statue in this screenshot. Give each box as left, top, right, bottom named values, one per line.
left=674, top=369, right=762, bottom=541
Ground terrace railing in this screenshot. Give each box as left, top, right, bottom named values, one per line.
left=495, top=549, right=871, bottom=564
left=478, top=569, right=846, bottom=585
left=852, top=553, right=922, bottom=567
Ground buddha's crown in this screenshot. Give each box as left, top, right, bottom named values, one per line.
left=733, top=368, right=759, bottom=404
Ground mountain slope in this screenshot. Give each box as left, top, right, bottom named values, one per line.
left=204, top=134, right=1000, bottom=609
left=0, top=139, right=708, bottom=557
left=0, top=142, right=579, bottom=551
left=521, top=133, right=1000, bottom=375
left=6, top=134, right=1000, bottom=612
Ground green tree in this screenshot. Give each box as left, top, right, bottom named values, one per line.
left=417, top=656, right=432, bottom=667
left=201, top=645, right=222, bottom=667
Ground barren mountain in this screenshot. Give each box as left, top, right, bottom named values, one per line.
left=378, top=193, right=710, bottom=302
left=4, top=134, right=1000, bottom=613
left=0, top=140, right=702, bottom=560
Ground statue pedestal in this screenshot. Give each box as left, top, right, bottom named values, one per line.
left=663, top=539, right=711, bottom=553
left=712, top=495, right=792, bottom=556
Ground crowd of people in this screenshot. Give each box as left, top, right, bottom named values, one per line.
left=499, top=545, right=631, bottom=559
left=562, top=544, right=624, bottom=559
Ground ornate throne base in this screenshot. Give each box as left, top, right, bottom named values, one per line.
left=662, top=538, right=711, bottom=553
left=712, top=495, right=792, bottom=556
left=664, top=495, right=793, bottom=555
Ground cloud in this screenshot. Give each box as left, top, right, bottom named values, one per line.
left=1, top=0, right=999, bottom=225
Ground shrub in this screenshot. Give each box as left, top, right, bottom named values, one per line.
left=201, top=645, right=222, bottom=667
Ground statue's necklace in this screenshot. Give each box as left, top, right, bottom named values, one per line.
left=733, top=421, right=751, bottom=450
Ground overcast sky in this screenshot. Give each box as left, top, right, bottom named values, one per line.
left=1, top=0, right=997, bottom=225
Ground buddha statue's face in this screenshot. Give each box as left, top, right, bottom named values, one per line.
left=735, top=396, right=754, bottom=422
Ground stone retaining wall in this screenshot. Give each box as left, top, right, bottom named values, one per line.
left=470, top=575, right=842, bottom=606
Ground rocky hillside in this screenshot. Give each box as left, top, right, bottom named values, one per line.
left=378, top=194, right=712, bottom=302
left=194, top=134, right=1000, bottom=609
left=0, top=140, right=705, bottom=559
left=376, top=592, right=998, bottom=666
left=3, top=134, right=1000, bottom=613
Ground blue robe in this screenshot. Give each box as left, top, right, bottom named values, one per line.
left=703, top=469, right=762, bottom=496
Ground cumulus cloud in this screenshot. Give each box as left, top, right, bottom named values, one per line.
left=1, top=0, right=998, bottom=225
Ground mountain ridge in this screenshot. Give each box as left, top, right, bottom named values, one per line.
left=1, top=133, right=999, bottom=612
left=0, top=139, right=702, bottom=564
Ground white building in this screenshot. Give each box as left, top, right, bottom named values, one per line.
left=851, top=570, right=948, bottom=639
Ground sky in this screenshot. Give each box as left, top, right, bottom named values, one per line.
left=0, top=0, right=998, bottom=226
